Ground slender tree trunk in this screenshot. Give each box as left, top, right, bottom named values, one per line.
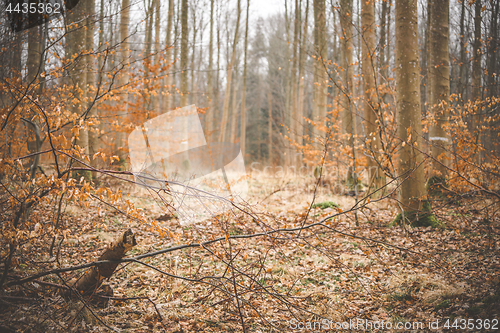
left=215, top=1, right=221, bottom=125
left=340, top=0, right=355, bottom=183
left=297, top=0, right=309, bottom=166
left=190, top=8, right=197, bottom=105
left=230, top=70, right=239, bottom=143
left=428, top=0, right=450, bottom=177
left=290, top=0, right=300, bottom=165
left=312, top=0, right=327, bottom=144
left=86, top=0, right=97, bottom=174
left=172, top=0, right=180, bottom=108
left=240, top=0, right=250, bottom=157
left=485, top=0, right=499, bottom=162
left=144, top=0, right=154, bottom=84
left=96, top=0, right=105, bottom=161
left=471, top=0, right=482, bottom=164
left=458, top=0, right=466, bottom=100
left=219, top=0, right=241, bottom=142
left=206, top=0, right=215, bottom=142
left=164, top=0, right=174, bottom=112
left=395, top=0, right=426, bottom=213
left=152, top=0, right=161, bottom=114
left=379, top=0, right=388, bottom=77
left=66, top=2, right=90, bottom=178
left=361, top=0, right=385, bottom=196
left=386, top=0, right=392, bottom=70
left=116, top=0, right=130, bottom=163
left=268, top=88, right=273, bottom=165
left=180, top=0, right=189, bottom=106
left=26, top=25, right=41, bottom=159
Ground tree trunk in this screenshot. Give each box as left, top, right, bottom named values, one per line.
left=458, top=0, right=466, bottom=99
left=395, top=0, right=426, bottom=213
left=180, top=0, right=189, bottom=106
left=297, top=0, right=309, bottom=166
left=26, top=25, right=42, bottom=163
left=290, top=0, right=300, bottom=165
left=66, top=2, right=90, bottom=179
left=379, top=0, right=388, bottom=77
left=219, top=0, right=241, bottom=142
left=152, top=0, right=161, bottom=114
left=190, top=8, right=198, bottom=105
left=240, top=0, right=250, bottom=157
left=312, top=0, right=327, bottom=145
left=116, top=0, right=130, bottom=163
left=86, top=0, right=97, bottom=176
left=268, top=87, right=273, bottom=165
left=361, top=0, right=385, bottom=196
left=206, top=0, right=215, bottom=142
left=230, top=70, right=239, bottom=143
left=428, top=0, right=451, bottom=177
left=164, top=0, right=174, bottom=112
left=340, top=0, right=356, bottom=184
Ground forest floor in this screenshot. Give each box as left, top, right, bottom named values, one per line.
left=1, top=174, right=500, bottom=332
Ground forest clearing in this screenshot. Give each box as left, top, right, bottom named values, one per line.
left=1, top=0, right=499, bottom=331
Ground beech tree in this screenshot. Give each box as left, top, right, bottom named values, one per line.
left=395, top=0, right=426, bottom=216
left=428, top=0, right=451, bottom=178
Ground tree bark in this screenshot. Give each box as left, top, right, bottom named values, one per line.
left=297, top=0, right=309, bottom=166
left=240, top=0, right=250, bottom=157
left=180, top=0, right=189, bottom=106
left=312, top=0, right=327, bottom=144
left=470, top=0, right=482, bottom=164
left=395, top=0, right=426, bottom=212
left=116, top=0, right=130, bottom=163
left=86, top=0, right=97, bottom=176
left=164, top=0, right=174, bottom=112
left=290, top=0, right=300, bottom=165
left=428, top=0, right=451, bottom=177
left=361, top=0, right=385, bottom=196
left=219, top=0, right=241, bottom=142
left=152, top=0, right=161, bottom=114
left=206, top=0, right=215, bottom=142
left=268, top=87, right=273, bottom=165
left=66, top=2, right=90, bottom=179
left=340, top=0, right=356, bottom=183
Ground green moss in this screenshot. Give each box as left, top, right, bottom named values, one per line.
left=312, top=201, right=340, bottom=210
left=427, top=175, right=447, bottom=197
left=390, top=201, right=443, bottom=228
left=435, top=299, right=451, bottom=310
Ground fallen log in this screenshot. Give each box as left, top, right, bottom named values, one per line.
left=64, top=229, right=136, bottom=297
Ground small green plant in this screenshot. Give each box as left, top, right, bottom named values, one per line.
left=435, top=299, right=450, bottom=310
left=312, top=201, right=340, bottom=210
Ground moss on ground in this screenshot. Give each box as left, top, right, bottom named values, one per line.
left=312, top=201, right=340, bottom=210
left=390, top=201, right=443, bottom=228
